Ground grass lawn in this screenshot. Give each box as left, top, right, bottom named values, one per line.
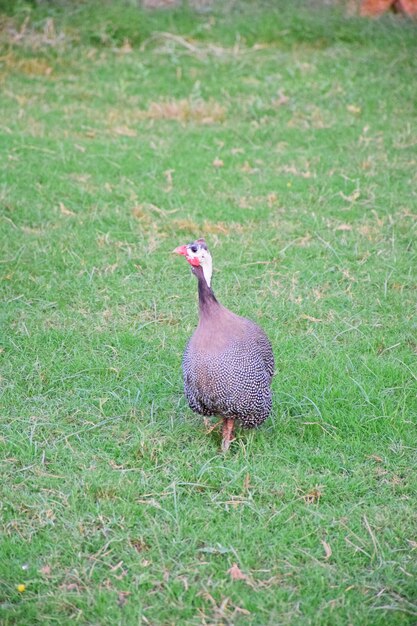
left=1, top=1, right=416, bottom=624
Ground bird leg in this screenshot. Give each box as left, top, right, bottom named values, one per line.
left=221, top=418, right=235, bottom=452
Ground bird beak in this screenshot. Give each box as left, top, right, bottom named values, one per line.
left=173, top=245, right=188, bottom=256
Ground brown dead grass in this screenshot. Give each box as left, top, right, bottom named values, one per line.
left=171, top=218, right=244, bottom=236
left=0, top=16, right=68, bottom=51
left=131, top=205, right=248, bottom=249
left=278, top=163, right=315, bottom=178
left=288, top=106, right=334, bottom=129
left=0, top=51, right=54, bottom=78
left=141, top=98, right=226, bottom=124
left=101, top=98, right=226, bottom=134
left=131, top=206, right=246, bottom=238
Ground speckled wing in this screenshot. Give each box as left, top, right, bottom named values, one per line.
left=246, top=319, right=275, bottom=382
left=182, top=340, right=216, bottom=417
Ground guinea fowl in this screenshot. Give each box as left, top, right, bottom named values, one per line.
left=173, top=238, right=274, bottom=451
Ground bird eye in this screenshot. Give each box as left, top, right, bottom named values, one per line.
left=190, top=245, right=198, bottom=253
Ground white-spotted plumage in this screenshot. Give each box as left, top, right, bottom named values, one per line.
left=183, top=321, right=274, bottom=428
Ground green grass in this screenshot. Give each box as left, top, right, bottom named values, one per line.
left=1, top=1, right=417, bottom=624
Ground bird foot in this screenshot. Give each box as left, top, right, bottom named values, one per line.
left=204, top=418, right=222, bottom=434
left=221, top=435, right=235, bottom=452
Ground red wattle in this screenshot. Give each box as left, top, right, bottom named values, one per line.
left=188, top=257, right=200, bottom=267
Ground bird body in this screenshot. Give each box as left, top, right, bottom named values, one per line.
left=183, top=307, right=273, bottom=428
left=174, top=238, right=274, bottom=450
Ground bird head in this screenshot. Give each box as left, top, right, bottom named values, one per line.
left=173, top=238, right=213, bottom=287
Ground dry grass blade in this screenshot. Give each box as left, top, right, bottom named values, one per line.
left=141, top=98, right=226, bottom=124
left=363, top=515, right=381, bottom=563
left=140, top=31, right=249, bottom=59
left=321, top=540, right=332, bottom=560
